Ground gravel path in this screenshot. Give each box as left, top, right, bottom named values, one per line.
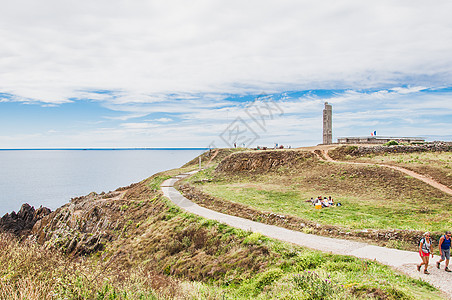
left=162, top=172, right=452, bottom=299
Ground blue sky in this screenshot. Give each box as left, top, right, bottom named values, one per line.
left=1, top=0, right=452, bottom=148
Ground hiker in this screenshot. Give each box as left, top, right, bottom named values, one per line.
left=436, top=231, right=451, bottom=272
left=417, top=232, right=434, bottom=274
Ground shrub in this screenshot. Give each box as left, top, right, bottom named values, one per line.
left=384, top=140, right=399, bottom=146
left=293, top=271, right=342, bottom=300
left=253, top=268, right=284, bottom=294
left=296, top=252, right=326, bottom=270
left=243, top=232, right=267, bottom=245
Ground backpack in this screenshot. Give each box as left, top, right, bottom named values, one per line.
left=419, top=238, right=431, bottom=253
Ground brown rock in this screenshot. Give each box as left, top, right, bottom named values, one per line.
left=0, top=203, right=51, bottom=236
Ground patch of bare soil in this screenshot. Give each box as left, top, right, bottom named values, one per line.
left=364, top=162, right=452, bottom=191
left=216, top=150, right=315, bottom=173
left=405, top=165, right=452, bottom=189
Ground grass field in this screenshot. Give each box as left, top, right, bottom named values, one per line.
left=187, top=151, right=452, bottom=233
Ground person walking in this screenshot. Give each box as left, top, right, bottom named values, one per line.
left=417, top=232, right=434, bottom=274
left=436, top=231, right=451, bottom=272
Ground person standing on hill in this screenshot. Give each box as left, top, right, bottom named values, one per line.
left=436, top=231, right=451, bottom=272
left=417, top=232, right=434, bottom=274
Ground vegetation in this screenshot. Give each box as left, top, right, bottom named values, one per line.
left=384, top=140, right=399, bottom=146
left=0, top=224, right=442, bottom=299
left=0, top=149, right=448, bottom=299
left=352, top=151, right=452, bottom=188
left=186, top=152, right=452, bottom=233
left=0, top=233, right=164, bottom=299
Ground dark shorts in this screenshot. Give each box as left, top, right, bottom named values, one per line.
left=441, top=248, right=450, bottom=260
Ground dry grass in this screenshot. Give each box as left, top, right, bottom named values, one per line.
left=352, top=152, right=452, bottom=188
left=0, top=233, right=170, bottom=299
left=1, top=150, right=447, bottom=299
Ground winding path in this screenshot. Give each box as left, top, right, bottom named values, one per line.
left=318, top=149, right=452, bottom=197
left=162, top=172, right=452, bottom=299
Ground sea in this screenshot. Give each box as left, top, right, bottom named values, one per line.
left=0, top=149, right=205, bottom=216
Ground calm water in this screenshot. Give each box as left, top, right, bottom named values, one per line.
left=0, top=149, right=203, bottom=216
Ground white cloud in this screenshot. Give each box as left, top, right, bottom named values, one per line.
left=154, top=118, right=173, bottom=123
left=1, top=0, right=452, bottom=104
left=1, top=1, right=451, bottom=148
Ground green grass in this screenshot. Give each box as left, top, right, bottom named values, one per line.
left=2, top=226, right=443, bottom=300
left=190, top=155, right=452, bottom=232
left=1, top=149, right=447, bottom=299
left=199, top=182, right=450, bottom=232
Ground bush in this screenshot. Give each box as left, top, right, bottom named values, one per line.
left=253, top=268, right=284, bottom=294
left=293, top=271, right=342, bottom=300
left=296, top=252, right=326, bottom=270
left=384, top=140, right=399, bottom=146
left=242, top=232, right=267, bottom=245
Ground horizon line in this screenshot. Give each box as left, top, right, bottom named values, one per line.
left=0, top=147, right=210, bottom=151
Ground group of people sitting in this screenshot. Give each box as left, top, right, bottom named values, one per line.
left=306, top=196, right=341, bottom=208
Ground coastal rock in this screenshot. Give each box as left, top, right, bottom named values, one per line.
left=32, top=191, right=116, bottom=255
left=30, top=182, right=154, bottom=256
left=0, top=203, right=51, bottom=236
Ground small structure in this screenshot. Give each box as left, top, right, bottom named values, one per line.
left=323, top=102, right=332, bottom=145
left=337, top=136, right=425, bottom=144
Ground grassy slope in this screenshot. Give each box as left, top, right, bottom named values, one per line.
left=188, top=151, right=452, bottom=233
left=344, top=151, right=452, bottom=189
left=0, top=149, right=446, bottom=299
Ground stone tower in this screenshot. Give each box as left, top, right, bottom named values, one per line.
left=323, top=102, right=332, bottom=145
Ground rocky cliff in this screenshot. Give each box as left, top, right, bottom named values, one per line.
left=30, top=180, right=154, bottom=255
left=0, top=204, right=51, bottom=236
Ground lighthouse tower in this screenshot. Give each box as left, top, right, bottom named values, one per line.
left=323, top=102, right=332, bottom=145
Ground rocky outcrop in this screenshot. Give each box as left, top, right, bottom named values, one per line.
left=0, top=204, right=51, bottom=236
left=30, top=179, right=157, bottom=256
left=31, top=191, right=123, bottom=255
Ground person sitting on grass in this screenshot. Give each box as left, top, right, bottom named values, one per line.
left=436, top=231, right=451, bottom=272
left=322, top=197, right=330, bottom=207
left=314, top=197, right=321, bottom=206
left=417, top=232, right=434, bottom=274
left=328, top=196, right=334, bottom=206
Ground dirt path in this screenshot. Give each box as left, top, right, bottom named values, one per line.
left=319, top=149, right=452, bottom=197
left=205, top=148, right=220, bottom=167
left=162, top=173, right=452, bottom=299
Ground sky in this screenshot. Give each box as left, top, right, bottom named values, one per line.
left=1, top=0, right=452, bottom=148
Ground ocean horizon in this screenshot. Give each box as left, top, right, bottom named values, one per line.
left=0, top=147, right=209, bottom=151
left=0, top=149, right=205, bottom=216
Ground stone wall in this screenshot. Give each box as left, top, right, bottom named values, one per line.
left=329, top=142, right=452, bottom=159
